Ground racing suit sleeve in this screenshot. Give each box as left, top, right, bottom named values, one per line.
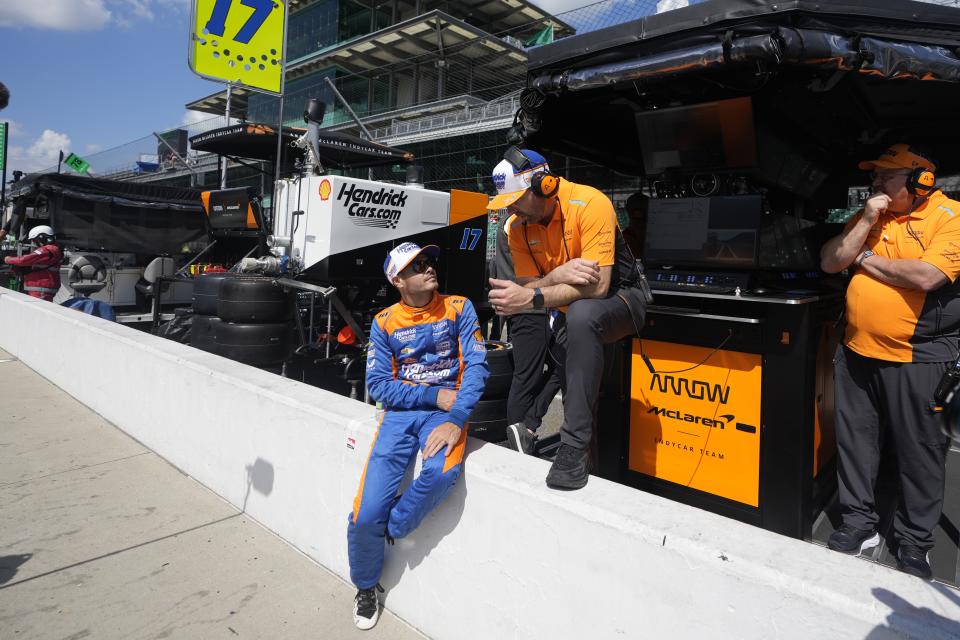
left=447, top=300, right=490, bottom=428
left=365, top=318, right=441, bottom=410
left=5, top=246, right=58, bottom=267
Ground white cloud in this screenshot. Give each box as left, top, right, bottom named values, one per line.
left=0, top=0, right=112, bottom=31
left=8, top=129, right=72, bottom=173
left=655, top=0, right=688, bottom=13
left=0, top=0, right=184, bottom=31
left=182, top=110, right=213, bottom=126
left=85, top=143, right=104, bottom=154
left=529, top=0, right=599, bottom=16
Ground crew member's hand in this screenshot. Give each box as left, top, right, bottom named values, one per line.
left=551, top=258, right=600, bottom=286
left=864, top=194, right=891, bottom=224
left=488, top=278, right=533, bottom=315
left=0, top=229, right=7, bottom=242
left=437, top=388, right=457, bottom=411
left=423, top=422, right=462, bottom=459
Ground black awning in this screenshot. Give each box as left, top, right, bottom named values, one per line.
left=7, top=173, right=207, bottom=255
left=189, top=123, right=414, bottom=168
left=528, top=0, right=960, bottom=73
left=10, top=173, right=205, bottom=210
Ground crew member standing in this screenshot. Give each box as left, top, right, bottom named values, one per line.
left=348, top=242, right=489, bottom=629
left=820, top=144, right=958, bottom=579
left=488, top=148, right=647, bottom=490
left=4, top=225, right=62, bottom=301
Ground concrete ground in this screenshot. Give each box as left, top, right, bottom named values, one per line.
left=0, top=350, right=425, bottom=640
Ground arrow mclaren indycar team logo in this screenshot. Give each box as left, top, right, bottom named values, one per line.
left=338, top=182, right=408, bottom=229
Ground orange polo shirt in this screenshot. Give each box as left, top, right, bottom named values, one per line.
left=506, top=178, right=618, bottom=280
left=844, top=190, right=960, bottom=362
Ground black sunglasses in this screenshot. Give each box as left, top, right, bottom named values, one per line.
left=406, top=256, right=437, bottom=274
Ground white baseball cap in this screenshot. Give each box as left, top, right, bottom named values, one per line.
left=383, top=242, right=440, bottom=280
left=487, top=149, right=551, bottom=210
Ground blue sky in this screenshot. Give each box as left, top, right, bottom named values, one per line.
left=0, top=0, right=222, bottom=173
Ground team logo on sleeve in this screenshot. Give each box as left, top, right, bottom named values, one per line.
left=366, top=343, right=376, bottom=368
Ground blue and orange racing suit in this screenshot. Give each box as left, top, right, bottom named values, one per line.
left=348, top=293, right=489, bottom=589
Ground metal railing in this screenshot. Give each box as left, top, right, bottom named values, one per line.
left=369, top=93, right=520, bottom=141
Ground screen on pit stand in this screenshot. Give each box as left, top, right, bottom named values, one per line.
left=635, top=97, right=757, bottom=173
left=643, top=195, right=762, bottom=268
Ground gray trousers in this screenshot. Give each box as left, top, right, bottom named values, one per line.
left=834, top=345, right=950, bottom=549
left=551, top=293, right=638, bottom=450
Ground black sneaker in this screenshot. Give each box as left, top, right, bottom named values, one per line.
left=897, top=545, right=933, bottom=579
left=353, top=584, right=384, bottom=630
left=506, top=423, right=537, bottom=454
left=545, top=444, right=590, bottom=490
left=827, top=525, right=880, bottom=555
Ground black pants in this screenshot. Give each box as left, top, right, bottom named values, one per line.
left=551, top=293, right=638, bottom=450
left=834, top=345, right=950, bottom=549
left=506, top=313, right=562, bottom=431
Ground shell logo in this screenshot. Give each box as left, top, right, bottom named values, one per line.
left=318, top=179, right=332, bottom=201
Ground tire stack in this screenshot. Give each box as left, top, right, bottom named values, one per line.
left=190, top=273, right=294, bottom=368
left=468, top=340, right=513, bottom=443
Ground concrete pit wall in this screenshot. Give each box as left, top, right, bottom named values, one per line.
left=1, top=289, right=958, bottom=640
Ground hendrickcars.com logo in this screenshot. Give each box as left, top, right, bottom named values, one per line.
left=338, top=182, right=408, bottom=229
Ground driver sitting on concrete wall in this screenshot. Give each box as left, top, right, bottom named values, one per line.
left=347, top=242, right=489, bottom=630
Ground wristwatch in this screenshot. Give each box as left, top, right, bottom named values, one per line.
left=531, top=288, right=545, bottom=309
left=856, top=250, right=875, bottom=267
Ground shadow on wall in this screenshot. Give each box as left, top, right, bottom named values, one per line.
left=243, top=457, right=276, bottom=512
left=378, top=443, right=478, bottom=597
left=865, top=587, right=960, bottom=638
left=0, top=554, right=32, bottom=585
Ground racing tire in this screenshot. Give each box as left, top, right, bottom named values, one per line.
left=192, top=273, right=235, bottom=316
left=217, top=276, right=291, bottom=323
left=469, top=396, right=508, bottom=423
left=469, top=418, right=508, bottom=444
left=481, top=341, right=513, bottom=399
left=213, top=320, right=293, bottom=367
left=190, top=314, right=221, bottom=353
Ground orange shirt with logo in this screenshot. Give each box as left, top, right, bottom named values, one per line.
left=506, top=178, right=618, bottom=281
left=844, top=191, right=960, bottom=362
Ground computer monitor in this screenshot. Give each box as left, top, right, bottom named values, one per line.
left=635, top=97, right=757, bottom=174
left=643, top=195, right=762, bottom=268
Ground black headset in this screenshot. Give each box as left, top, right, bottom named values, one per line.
left=503, top=146, right=560, bottom=198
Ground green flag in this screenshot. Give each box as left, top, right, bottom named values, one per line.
left=526, top=24, right=554, bottom=47
left=64, top=152, right=90, bottom=175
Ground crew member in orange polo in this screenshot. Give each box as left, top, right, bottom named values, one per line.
left=820, top=144, right=959, bottom=579
left=487, top=147, right=647, bottom=490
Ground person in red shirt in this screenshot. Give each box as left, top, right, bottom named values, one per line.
left=4, top=225, right=62, bottom=301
